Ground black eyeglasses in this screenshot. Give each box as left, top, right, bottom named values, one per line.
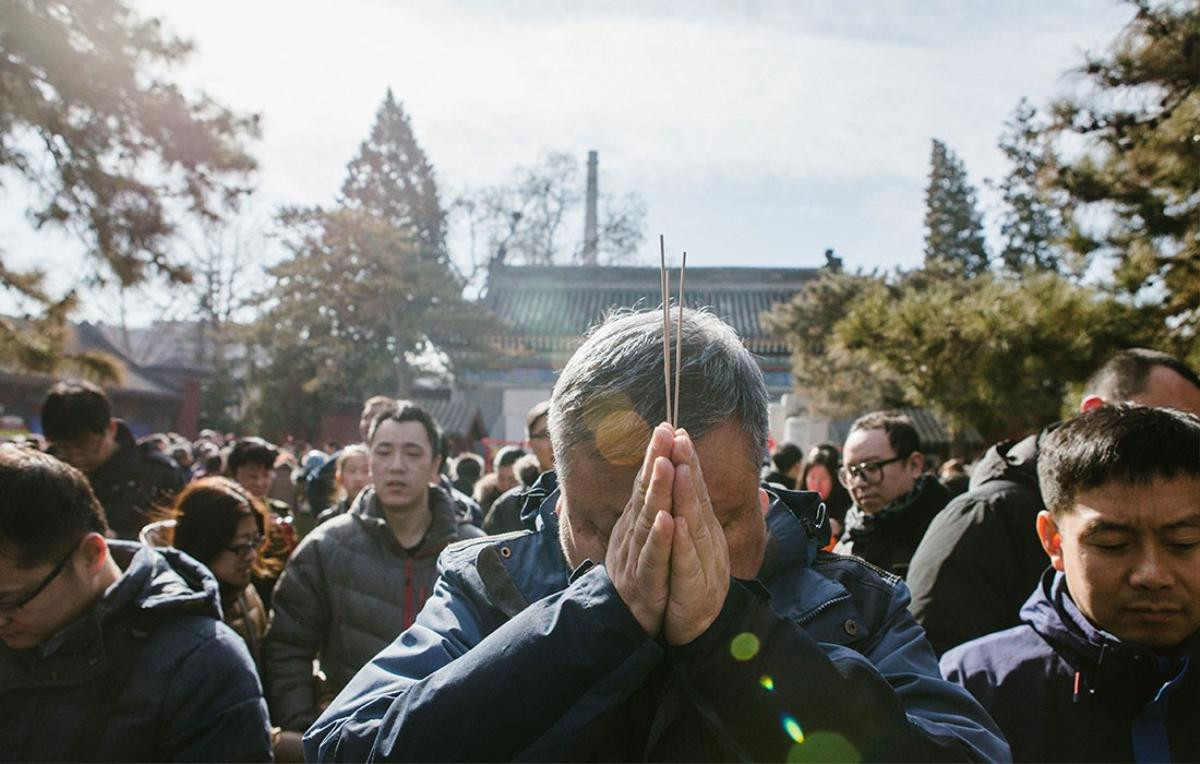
left=838, top=454, right=910, bottom=488
left=0, top=537, right=83, bottom=616
left=225, top=536, right=264, bottom=557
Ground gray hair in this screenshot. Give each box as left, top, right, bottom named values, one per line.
left=549, top=307, right=770, bottom=477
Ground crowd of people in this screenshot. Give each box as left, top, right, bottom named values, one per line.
left=1, top=310, right=1198, bottom=762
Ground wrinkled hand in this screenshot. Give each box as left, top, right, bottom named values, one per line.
left=605, top=423, right=676, bottom=637
left=663, top=430, right=730, bottom=646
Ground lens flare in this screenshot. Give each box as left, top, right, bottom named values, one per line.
left=782, top=714, right=804, bottom=743
left=759, top=675, right=775, bottom=691
left=730, top=632, right=760, bottom=661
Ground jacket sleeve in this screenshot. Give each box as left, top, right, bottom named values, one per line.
left=263, top=535, right=331, bottom=731
left=304, top=564, right=663, bottom=762
left=669, top=580, right=1010, bottom=763
left=907, top=488, right=1045, bottom=655
left=160, top=622, right=274, bottom=762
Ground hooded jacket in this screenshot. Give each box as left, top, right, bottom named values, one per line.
left=305, top=473, right=1008, bottom=762
left=835, top=474, right=950, bottom=578
left=907, top=430, right=1052, bottom=655
left=0, top=541, right=272, bottom=762
left=941, top=570, right=1199, bottom=762
left=263, top=484, right=484, bottom=732
left=84, top=421, right=184, bottom=540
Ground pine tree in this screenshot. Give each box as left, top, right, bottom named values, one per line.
left=923, top=140, right=989, bottom=278
left=1045, top=0, right=1199, bottom=365
left=994, top=100, right=1064, bottom=275
left=340, top=89, right=446, bottom=260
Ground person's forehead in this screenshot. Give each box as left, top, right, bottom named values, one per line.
left=372, top=419, right=431, bottom=449
left=1131, top=366, right=1200, bottom=416
left=844, top=428, right=893, bottom=460
left=564, top=423, right=758, bottom=510
left=1068, top=476, right=1200, bottom=532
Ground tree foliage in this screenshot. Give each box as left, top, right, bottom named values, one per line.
left=766, top=269, right=1158, bottom=442
left=992, top=99, right=1067, bottom=275
left=0, top=0, right=257, bottom=375
left=1044, top=0, right=1199, bottom=364
left=340, top=89, right=445, bottom=259
left=923, top=139, right=989, bottom=278
left=454, top=151, right=646, bottom=275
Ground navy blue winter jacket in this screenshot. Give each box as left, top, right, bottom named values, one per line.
left=0, top=541, right=273, bottom=762
left=306, top=474, right=1008, bottom=762
left=941, top=570, right=1200, bottom=762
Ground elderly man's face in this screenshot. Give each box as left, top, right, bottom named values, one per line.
left=558, top=420, right=766, bottom=579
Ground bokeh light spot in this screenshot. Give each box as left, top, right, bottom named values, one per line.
left=786, top=732, right=861, bottom=763
left=782, top=714, right=804, bottom=744
left=730, top=632, right=760, bottom=661
left=759, top=674, right=775, bottom=691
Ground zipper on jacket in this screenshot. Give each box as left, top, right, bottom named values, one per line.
left=794, top=592, right=852, bottom=625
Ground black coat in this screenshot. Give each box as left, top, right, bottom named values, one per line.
left=0, top=542, right=271, bottom=761
left=84, top=422, right=183, bottom=540
left=907, top=430, right=1051, bottom=655
left=942, top=570, right=1200, bottom=762
left=834, top=475, right=950, bottom=578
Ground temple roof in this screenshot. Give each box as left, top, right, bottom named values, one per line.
left=482, top=263, right=818, bottom=356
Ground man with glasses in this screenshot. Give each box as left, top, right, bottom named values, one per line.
left=0, top=444, right=272, bottom=761
left=833, top=411, right=950, bottom=578
left=484, top=400, right=553, bottom=534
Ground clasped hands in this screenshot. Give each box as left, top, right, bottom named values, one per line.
left=605, top=423, right=730, bottom=646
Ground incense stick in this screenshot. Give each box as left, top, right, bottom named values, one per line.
left=673, top=251, right=686, bottom=428
left=660, top=235, right=672, bottom=426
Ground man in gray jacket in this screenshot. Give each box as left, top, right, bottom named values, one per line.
left=263, top=402, right=483, bottom=732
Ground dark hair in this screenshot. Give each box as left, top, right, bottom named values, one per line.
left=849, top=411, right=920, bottom=458
left=472, top=472, right=502, bottom=512
left=368, top=400, right=442, bottom=455
left=800, top=443, right=853, bottom=522
left=0, top=444, right=108, bottom=567
left=453, top=453, right=484, bottom=482
left=1038, top=404, right=1200, bottom=516
left=227, top=437, right=278, bottom=475
left=493, top=445, right=527, bottom=470
left=170, top=477, right=271, bottom=576
left=514, top=453, right=542, bottom=488
left=771, top=442, right=804, bottom=474
left=525, top=400, right=551, bottom=436
left=1084, top=348, right=1200, bottom=401
left=40, top=380, right=112, bottom=442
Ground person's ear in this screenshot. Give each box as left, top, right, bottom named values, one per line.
left=758, top=487, right=770, bottom=516
left=78, top=533, right=110, bottom=575
left=105, top=418, right=118, bottom=441
left=908, top=451, right=925, bottom=477
left=1079, top=395, right=1105, bottom=413
left=1036, top=511, right=1066, bottom=571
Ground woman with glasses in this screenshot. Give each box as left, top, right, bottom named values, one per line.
left=166, top=477, right=277, bottom=665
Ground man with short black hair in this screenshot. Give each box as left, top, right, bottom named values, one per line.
left=942, top=405, right=1200, bottom=762
left=228, top=436, right=281, bottom=502
left=306, top=308, right=1006, bottom=762
left=833, top=411, right=949, bottom=577
left=263, top=402, right=483, bottom=733
left=0, top=444, right=271, bottom=761
left=908, top=348, right=1200, bottom=655
left=40, top=380, right=182, bottom=539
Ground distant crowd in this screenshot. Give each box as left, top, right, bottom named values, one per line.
left=2, top=311, right=1198, bottom=762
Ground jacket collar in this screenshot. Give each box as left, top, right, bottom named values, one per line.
left=349, top=484, right=462, bottom=556
left=1022, top=569, right=1197, bottom=711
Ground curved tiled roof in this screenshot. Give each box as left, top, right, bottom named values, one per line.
left=482, top=264, right=816, bottom=356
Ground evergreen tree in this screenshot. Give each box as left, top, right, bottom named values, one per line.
left=248, top=208, right=491, bottom=440
left=1045, top=0, right=1199, bottom=365
left=340, top=89, right=446, bottom=260
left=994, top=100, right=1064, bottom=275
left=923, top=140, right=989, bottom=277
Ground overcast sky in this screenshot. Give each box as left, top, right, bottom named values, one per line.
left=2, top=0, right=1136, bottom=324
